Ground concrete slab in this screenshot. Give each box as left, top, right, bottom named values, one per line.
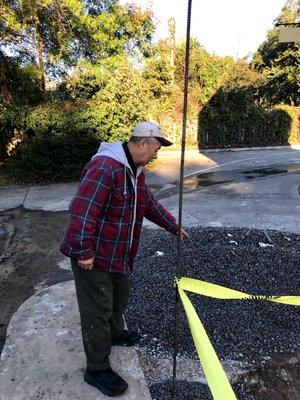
left=24, top=183, right=77, bottom=211
left=0, top=186, right=29, bottom=212
left=0, top=281, right=151, bottom=400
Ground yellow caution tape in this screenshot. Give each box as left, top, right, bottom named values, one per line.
left=176, top=277, right=300, bottom=400
left=178, top=277, right=300, bottom=306
left=178, top=286, right=238, bottom=400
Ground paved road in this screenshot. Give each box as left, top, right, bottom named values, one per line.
left=146, top=147, right=300, bottom=234
left=1, top=146, right=300, bottom=234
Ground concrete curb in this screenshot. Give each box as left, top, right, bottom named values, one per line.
left=160, top=144, right=300, bottom=154
left=201, top=144, right=300, bottom=153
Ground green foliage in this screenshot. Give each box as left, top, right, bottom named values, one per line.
left=0, top=0, right=156, bottom=167
left=252, top=0, right=300, bottom=106
left=58, top=57, right=129, bottom=100
left=274, top=104, right=300, bottom=144
left=199, top=90, right=297, bottom=149
left=199, top=100, right=296, bottom=149
left=25, top=102, right=88, bottom=136
left=1, top=0, right=87, bottom=71
left=88, top=65, right=153, bottom=141
left=0, top=0, right=155, bottom=87
left=0, top=53, right=42, bottom=107
left=84, top=2, right=155, bottom=60
left=174, top=39, right=232, bottom=109
left=0, top=1, right=21, bottom=42
left=26, top=64, right=152, bottom=140
left=9, top=133, right=100, bottom=183
left=142, top=40, right=174, bottom=99
left=141, top=38, right=234, bottom=145
left=198, top=60, right=298, bottom=148
left=0, top=52, right=42, bottom=160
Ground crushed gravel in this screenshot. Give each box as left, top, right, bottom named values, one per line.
left=126, top=227, right=300, bottom=362
left=149, top=380, right=256, bottom=400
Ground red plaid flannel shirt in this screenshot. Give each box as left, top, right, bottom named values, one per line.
left=60, top=156, right=178, bottom=274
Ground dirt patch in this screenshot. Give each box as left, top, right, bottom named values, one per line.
left=0, top=207, right=72, bottom=353
left=149, top=353, right=300, bottom=399
left=243, top=353, right=300, bottom=400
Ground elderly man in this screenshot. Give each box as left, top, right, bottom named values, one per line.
left=60, top=121, right=188, bottom=397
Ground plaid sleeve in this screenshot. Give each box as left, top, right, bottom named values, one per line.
left=144, top=184, right=179, bottom=234
left=68, top=164, right=112, bottom=260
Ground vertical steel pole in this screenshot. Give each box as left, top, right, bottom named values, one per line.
left=172, top=0, right=193, bottom=398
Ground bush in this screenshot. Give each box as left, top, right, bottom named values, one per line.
left=25, top=65, right=153, bottom=142
left=26, top=101, right=93, bottom=137
left=199, top=86, right=299, bottom=149
left=9, top=133, right=100, bottom=183
left=273, top=105, right=300, bottom=144
left=198, top=59, right=300, bottom=149
left=5, top=64, right=154, bottom=183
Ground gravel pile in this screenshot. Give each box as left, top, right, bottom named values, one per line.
left=126, top=227, right=300, bottom=362
left=149, top=380, right=255, bottom=400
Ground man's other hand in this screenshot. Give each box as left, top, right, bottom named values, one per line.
left=177, top=228, right=190, bottom=240
left=78, top=257, right=95, bottom=270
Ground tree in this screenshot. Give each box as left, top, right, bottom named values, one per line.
left=0, top=52, right=41, bottom=106
left=142, top=36, right=236, bottom=143
left=0, top=51, right=41, bottom=160
left=0, top=1, right=155, bottom=94
left=252, top=0, right=300, bottom=106
left=174, top=38, right=233, bottom=112
left=199, top=60, right=268, bottom=148
left=88, top=65, right=153, bottom=141
left=142, top=39, right=174, bottom=99
left=1, top=0, right=86, bottom=94
left=58, top=56, right=128, bottom=100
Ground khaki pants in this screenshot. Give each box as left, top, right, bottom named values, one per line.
left=71, top=259, right=130, bottom=370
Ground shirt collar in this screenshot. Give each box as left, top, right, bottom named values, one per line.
left=122, top=142, right=137, bottom=177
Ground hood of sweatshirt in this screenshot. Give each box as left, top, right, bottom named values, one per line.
left=91, top=141, right=143, bottom=178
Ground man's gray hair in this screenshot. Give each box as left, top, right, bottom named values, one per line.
left=128, top=136, right=160, bottom=145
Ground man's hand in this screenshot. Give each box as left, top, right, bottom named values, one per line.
left=78, top=257, right=95, bottom=270
left=177, top=228, right=190, bottom=240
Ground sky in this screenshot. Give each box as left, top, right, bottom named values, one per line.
left=122, top=0, right=288, bottom=58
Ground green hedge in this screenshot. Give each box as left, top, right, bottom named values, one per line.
left=25, top=101, right=129, bottom=141
left=199, top=86, right=299, bottom=149
left=9, top=133, right=100, bottom=183
left=274, top=105, right=300, bottom=145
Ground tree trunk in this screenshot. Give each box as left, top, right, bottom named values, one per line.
left=168, top=18, right=176, bottom=85
left=0, top=125, right=10, bottom=161
left=35, top=23, right=46, bottom=97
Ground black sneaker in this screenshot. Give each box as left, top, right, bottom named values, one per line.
left=111, top=330, right=141, bottom=347
left=84, top=367, right=128, bottom=397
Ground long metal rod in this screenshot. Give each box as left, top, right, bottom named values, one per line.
left=172, top=0, right=192, bottom=398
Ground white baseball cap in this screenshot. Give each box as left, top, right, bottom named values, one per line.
left=132, top=121, right=173, bottom=146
